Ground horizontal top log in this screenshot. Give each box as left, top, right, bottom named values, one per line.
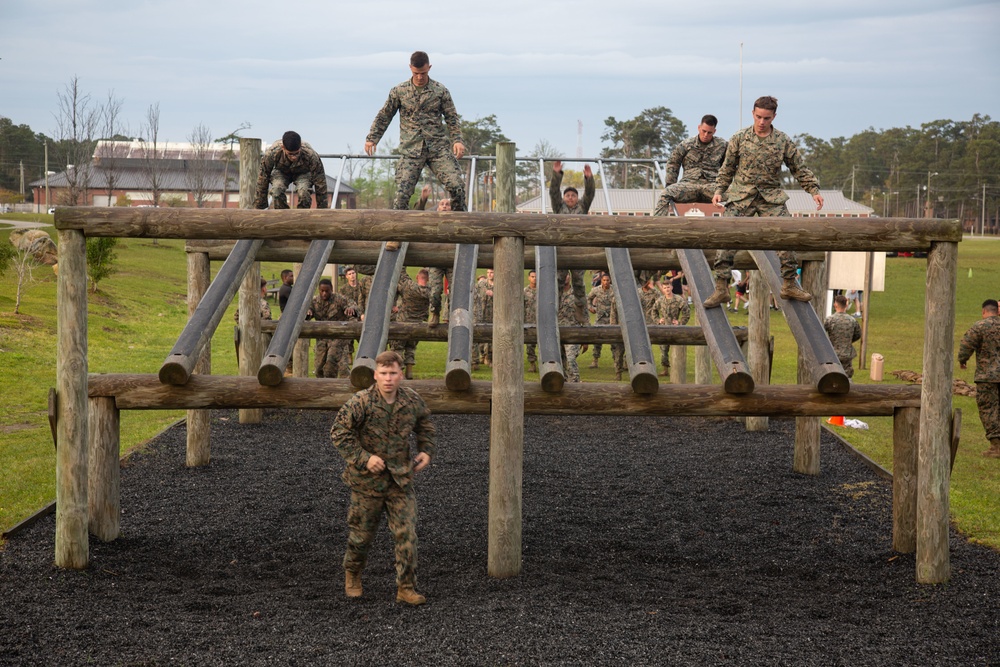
left=55, top=208, right=961, bottom=252
left=187, top=239, right=823, bottom=269
left=88, top=373, right=921, bottom=416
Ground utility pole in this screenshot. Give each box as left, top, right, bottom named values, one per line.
left=850, top=165, right=856, bottom=201
left=44, top=141, right=50, bottom=213
left=983, top=183, right=988, bottom=236
left=19, top=161, right=25, bottom=196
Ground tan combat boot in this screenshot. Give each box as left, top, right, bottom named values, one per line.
left=405, top=363, right=414, bottom=380
left=589, top=359, right=599, bottom=369
left=658, top=366, right=670, bottom=377
left=385, top=241, right=400, bottom=252
left=428, top=312, right=440, bottom=327
left=983, top=439, right=1000, bottom=459
left=575, top=303, right=588, bottom=325
left=396, top=586, right=426, bottom=606
left=779, top=278, right=812, bottom=302
left=702, top=277, right=730, bottom=308
left=345, top=570, right=362, bottom=598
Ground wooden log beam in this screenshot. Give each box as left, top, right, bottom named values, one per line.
left=349, top=243, right=407, bottom=388
left=606, top=248, right=658, bottom=394
left=794, top=259, right=828, bottom=475
left=87, top=374, right=922, bottom=415
left=258, top=240, right=334, bottom=386
left=893, top=406, right=919, bottom=553
left=186, top=252, right=211, bottom=467
left=259, top=320, right=749, bottom=345
left=750, top=250, right=848, bottom=394
left=56, top=207, right=961, bottom=251
left=445, top=244, right=478, bottom=390
left=160, top=239, right=263, bottom=385
left=677, top=248, right=754, bottom=394
left=188, top=239, right=818, bottom=270
left=238, top=138, right=264, bottom=424
left=87, top=396, right=119, bottom=542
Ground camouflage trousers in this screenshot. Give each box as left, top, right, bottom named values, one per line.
left=653, top=182, right=715, bottom=216
left=525, top=343, right=537, bottom=364
left=268, top=170, right=314, bottom=209
left=343, top=484, right=418, bottom=588
left=975, top=382, right=1000, bottom=440
left=315, top=338, right=352, bottom=378
left=839, top=356, right=855, bottom=379
left=659, top=344, right=672, bottom=369
left=562, top=344, right=581, bottom=382
left=611, top=343, right=626, bottom=374
left=592, top=316, right=610, bottom=360
left=428, top=267, right=452, bottom=316
left=557, top=270, right=588, bottom=320
left=477, top=343, right=492, bottom=365
left=393, top=148, right=467, bottom=212
left=389, top=339, right=419, bottom=366
left=713, top=195, right=798, bottom=281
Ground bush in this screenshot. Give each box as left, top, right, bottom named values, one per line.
left=86, top=237, right=119, bottom=292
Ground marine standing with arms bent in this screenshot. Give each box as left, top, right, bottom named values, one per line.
left=705, top=96, right=824, bottom=307
left=958, top=299, right=1000, bottom=458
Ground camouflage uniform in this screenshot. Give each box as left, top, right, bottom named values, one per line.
left=660, top=293, right=690, bottom=371
left=958, top=315, right=1000, bottom=440
left=367, top=78, right=468, bottom=212
left=587, top=285, right=615, bottom=362
left=607, top=295, right=627, bottom=377
left=253, top=140, right=329, bottom=210
left=474, top=276, right=494, bottom=365
left=233, top=298, right=273, bottom=323
left=413, top=195, right=452, bottom=318
left=549, top=169, right=596, bottom=320
left=390, top=271, right=430, bottom=367
left=653, top=134, right=728, bottom=215
left=638, top=285, right=667, bottom=326
left=339, top=278, right=368, bottom=364
left=712, top=126, right=821, bottom=281
left=309, top=291, right=356, bottom=378
left=523, top=283, right=537, bottom=366
left=331, top=384, right=436, bottom=588
left=557, top=288, right=582, bottom=382
left=824, top=311, right=862, bottom=378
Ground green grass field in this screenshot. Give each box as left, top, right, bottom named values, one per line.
left=1, top=213, right=998, bottom=550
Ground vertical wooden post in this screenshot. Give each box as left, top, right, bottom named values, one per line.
left=917, top=241, right=957, bottom=584
left=292, top=262, right=310, bottom=378
left=746, top=269, right=770, bottom=431
left=56, top=228, right=89, bottom=568
left=694, top=307, right=712, bottom=384
left=669, top=345, right=687, bottom=384
left=893, top=406, right=919, bottom=553
left=88, top=396, right=119, bottom=541
left=239, top=138, right=263, bottom=423
left=488, top=142, right=523, bottom=577
left=794, top=259, right=827, bottom=474
left=187, top=251, right=211, bottom=465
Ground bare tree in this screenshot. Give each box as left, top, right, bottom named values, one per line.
left=95, top=90, right=127, bottom=207
left=53, top=76, right=100, bottom=205
left=10, top=245, right=42, bottom=314
left=139, top=102, right=165, bottom=207
left=185, top=122, right=213, bottom=207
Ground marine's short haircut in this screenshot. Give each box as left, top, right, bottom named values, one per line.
left=260, top=278, right=268, bottom=288
left=563, top=186, right=579, bottom=196
left=376, top=350, right=404, bottom=368
left=983, top=299, right=999, bottom=312
left=834, top=295, right=848, bottom=308
left=319, top=278, right=333, bottom=287
left=344, top=267, right=357, bottom=275
left=410, top=51, right=430, bottom=68
left=701, top=114, right=718, bottom=127
left=281, top=131, right=302, bottom=151
left=280, top=269, right=293, bottom=279
left=753, top=96, right=778, bottom=113
left=416, top=268, right=429, bottom=279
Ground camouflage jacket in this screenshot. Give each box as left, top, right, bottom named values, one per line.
left=339, top=281, right=367, bottom=321
left=233, top=297, right=273, bottom=323
left=475, top=278, right=494, bottom=322
left=308, top=292, right=355, bottom=323
left=588, top=286, right=615, bottom=324
left=557, top=289, right=579, bottom=326
left=824, top=312, right=862, bottom=361
left=523, top=285, right=537, bottom=324
left=714, top=126, right=820, bottom=207
left=366, top=78, right=463, bottom=157
left=331, top=385, right=436, bottom=495
left=549, top=169, right=595, bottom=214
left=664, top=134, right=728, bottom=185
left=661, top=294, right=690, bottom=325
left=394, top=271, right=430, bottom=322
left=638, top=287, right=667, bottom=325
left=253, top=140, right=328, bottom=209
left=958, top=315, right=1000, bottom=382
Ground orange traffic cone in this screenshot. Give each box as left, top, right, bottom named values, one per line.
left=826, top=415, right=845, bottom=426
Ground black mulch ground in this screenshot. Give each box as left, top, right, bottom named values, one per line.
left=2, top=411, right=999, bottom=666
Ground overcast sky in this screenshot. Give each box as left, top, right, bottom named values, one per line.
left=3, top=0, right=997, bottom=166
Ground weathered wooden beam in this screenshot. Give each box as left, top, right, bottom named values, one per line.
left=159, top=239, right=263, bottom=385
left=750, top=250, right=848, bottom=394
left=186, top=251, right=211, bottom=467
left=238, top=138, right=264, bottom=425
left=535, top=246, right=566, bottom=392
left=258, top=240, right=334, bottom=386
left=349, top=244, right=407, bottom=388
left=794, top=259, right=828, bottom=475
left=445, top=244, right=478, bottom=390
left=259, top=320, right=749, bottom=345
left=606, top=247, right=658, bottom=395
left=56, top=207, right=962, bottom=251
left=88, top=396, right=119, bottom=542
left=893, top=406, right=919, bottom=553
left=677, top=248, right=754, bottom=394
left=917, top=241, right=957, bottom=584
left=87, top=374, right=922, bottom=415
left=188, top=239, right=817, bottom=270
